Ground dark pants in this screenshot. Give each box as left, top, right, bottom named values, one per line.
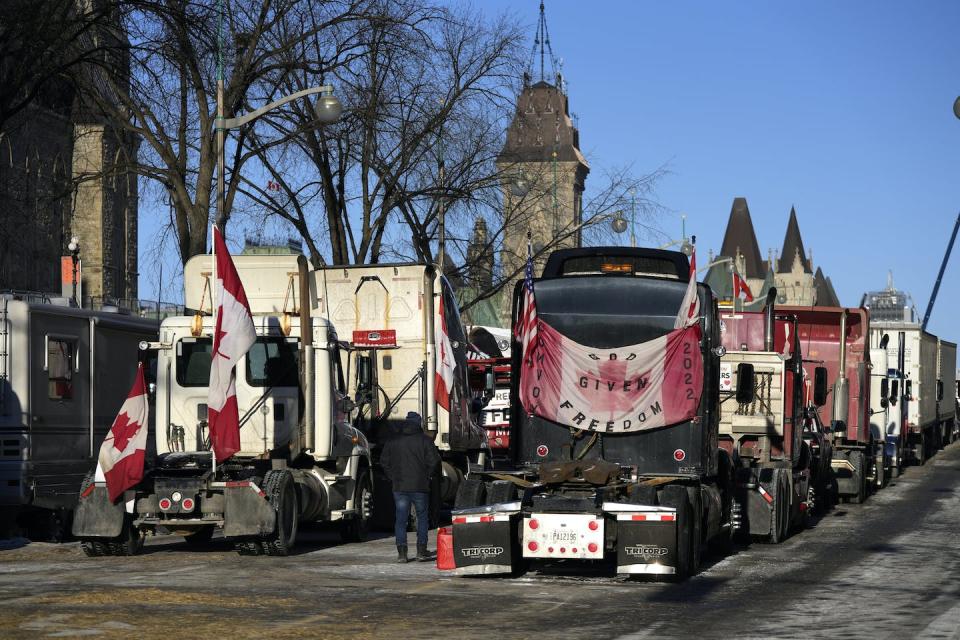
left=394, top=491, right=429, bottom=546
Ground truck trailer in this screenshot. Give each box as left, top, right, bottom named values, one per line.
left=779, top=306, right=876, bottom=503
left=867, top=329, right=907, bottom=479
left=936, top=339, right=957, bottom=447
left=718, top=293, right=830, bottom=542
left=73, top=254, right=373, bottom=555
left=449, top=247, right=744, bottom=579
left=0, top=294, right=157, bottom=538
left=309, top=264, right=489, bottom=518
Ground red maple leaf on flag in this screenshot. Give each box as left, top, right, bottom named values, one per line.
left=110, top=412, right=141, bottom=452
left=577, top=359, right=651, bottom=418
left=212, top=325, right=232, bottom=361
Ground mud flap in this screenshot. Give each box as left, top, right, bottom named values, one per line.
left=451, top=508, right=519, bottom=575
left=606, top=503, right=679, bottom=576
left=71, top=484, right=125, bottom=538
left=832, top=451, right=862, bottom=497
left=223, top=484, right=276, bottom=538
left=739, top=468, right=775, bottom=538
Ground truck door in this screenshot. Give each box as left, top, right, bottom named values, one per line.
left=29, top=314, right=90, bottom=509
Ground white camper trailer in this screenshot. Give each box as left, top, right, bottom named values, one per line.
left=0, top=294, right=157, bottom=537
left=73, top=255, right=372, bottom=555
left=310, top=264, right=488, bottom=509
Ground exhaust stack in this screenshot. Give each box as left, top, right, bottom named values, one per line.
left=832, top=309, right=850, bottom=432
left=763, top=287, right=777, bottom=352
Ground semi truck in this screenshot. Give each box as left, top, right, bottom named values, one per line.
left=73, top=254, right=373, bottom=555
left=780, top=306, right=876, bottom=503
left=449, top=247, right=746, bottom=579
left=936, top=339, right=957, bottom=447
left=867, top=322, right=939, bottom=465
left=309, top=264, right=489, bottom=519
left=0, top=293, right=157, bottom=539
left=867, top=329, right=907, bottom=479
left=718, top=292, right=829, bottom=542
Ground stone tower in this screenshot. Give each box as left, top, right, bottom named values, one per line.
left=493, top=2, right=588, bottom=325
left=773, top=207, right=815, bottom=306
left=466, top=217, right=494, bottom=291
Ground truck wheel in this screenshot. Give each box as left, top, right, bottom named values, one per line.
left=341, top=469, right=373, bottom=543
left=486, top=480, right=518, bottom=505
left=768, top=470, right=790, bottom=544
left=658, top=485, right=694, bottom=579
left=454, top=478, right=486, bottom=509
left=183, top=526, right=215, bottom=547
left=851, top=451, right=867, bottom=504
left=261, top=470, right=299, bottom=556
left=107, top=517, right=145, bottom=556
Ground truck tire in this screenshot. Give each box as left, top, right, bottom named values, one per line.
left=340, top=468, right=373, bottom=543
left=851, top=451, right=867, bottom=505
left=486, top=480, right=518, bottom=505
left=454, top=478, right=486, bottom=509
left=657, top=485, right=694, bottom=579
left=768, top=469, right=790, bottom=544
left=77, top=472, right=143, bottom=557
left=261, top=470, right=299, bottom=556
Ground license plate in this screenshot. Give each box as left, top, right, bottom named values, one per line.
left=521, top=513, right=604, bottom=560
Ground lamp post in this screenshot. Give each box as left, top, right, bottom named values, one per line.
left=215, top=85, right=342, bottom=231
left=67, top=235, right=80, bottom=307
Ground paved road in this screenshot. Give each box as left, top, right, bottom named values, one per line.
left=3, top=444, right=960, bottom=639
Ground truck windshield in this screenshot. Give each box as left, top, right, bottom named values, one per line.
left=246, top=338, right=300, bottom=387
left=176, top=338, right=212, bottom=387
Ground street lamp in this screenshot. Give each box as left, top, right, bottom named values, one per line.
left=67, top=235, right=81, bottom=307
left=953, top=96, right=960, bottom=120
left=215, top=85, right=342, bottom=230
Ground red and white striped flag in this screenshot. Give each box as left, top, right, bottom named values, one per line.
left=674, top=244, right=700, bottom=329
left=96, top=364, right=149, bottom=503
left=514, top=237, right=538, bottom=364
left=208, top=226, right=256, bottom=462
left=435, top=292, right=455, bottom=410
left=733, top=270, right=754, bottom=302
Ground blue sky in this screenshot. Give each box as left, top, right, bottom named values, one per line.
left=475, top=0, right=960, bottom=339
left=139, top=1, right=960, bottom=340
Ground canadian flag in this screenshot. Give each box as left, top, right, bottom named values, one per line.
left=733, top=270, right=754, bottom=302
left=435, top=292, right=455, bottom=411
left=674, top=244, right=701, bottom=329
left=208, top=226, right=257, bottom=462
left=96, top=364, right=149, bottom=503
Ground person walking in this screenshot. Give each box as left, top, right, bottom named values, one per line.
left=380, top=412, right=440, bottom=563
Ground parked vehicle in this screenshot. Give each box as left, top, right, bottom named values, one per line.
left=718, top=292, right=829, bottom=542
left=309, top=264, right=489, bottom=522
left=936, top=339, right=957, bottom=447
left=0, top=293, right=156, bottom=539
left=73, top=254, right=372, bottom=555
left=780, top=306, right=877, bottom=503
left=449, top=247, right=740, bottom=579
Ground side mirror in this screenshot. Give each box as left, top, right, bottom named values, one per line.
left=736, top=363, right=755, bottom=404
left=936, top=380, right=944, bottom=402
left=880, top=378, right=889, bottom=409
left=890, top=379, right=899, bottom=405
left=813, top=367, right=829, bottom=407
left=356, top=355, right=373, bottom=394
left=906, top=380, right=913, bottom=399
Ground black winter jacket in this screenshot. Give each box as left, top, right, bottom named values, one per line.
left=380, top=423, right=441, bottom=493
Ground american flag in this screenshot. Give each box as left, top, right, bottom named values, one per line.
left=515, top=238, right=539, bottom=363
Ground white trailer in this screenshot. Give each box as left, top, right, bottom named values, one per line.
left=73, top=254, right=372, bottom=555
left=937, top=339, right=957, bottom=445
left=310, top=264, right=488, bottom=515
left=871, top=323, right=939, bottom=464
left=0, top=294, right=157, bottom=538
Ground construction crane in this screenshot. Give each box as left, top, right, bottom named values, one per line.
left=921, top=211, right=960, bottom=331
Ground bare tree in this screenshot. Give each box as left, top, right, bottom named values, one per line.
left=74, top=0, right=371, bottom=266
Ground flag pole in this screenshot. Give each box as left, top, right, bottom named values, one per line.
left=731, top=266, right=737, bottom=313
left=210, top=224, right=217, bottom=475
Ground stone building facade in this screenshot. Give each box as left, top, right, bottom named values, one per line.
left=0, top=8, right=138, bottom=304
left=705, top=198, right=839, bottom=309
